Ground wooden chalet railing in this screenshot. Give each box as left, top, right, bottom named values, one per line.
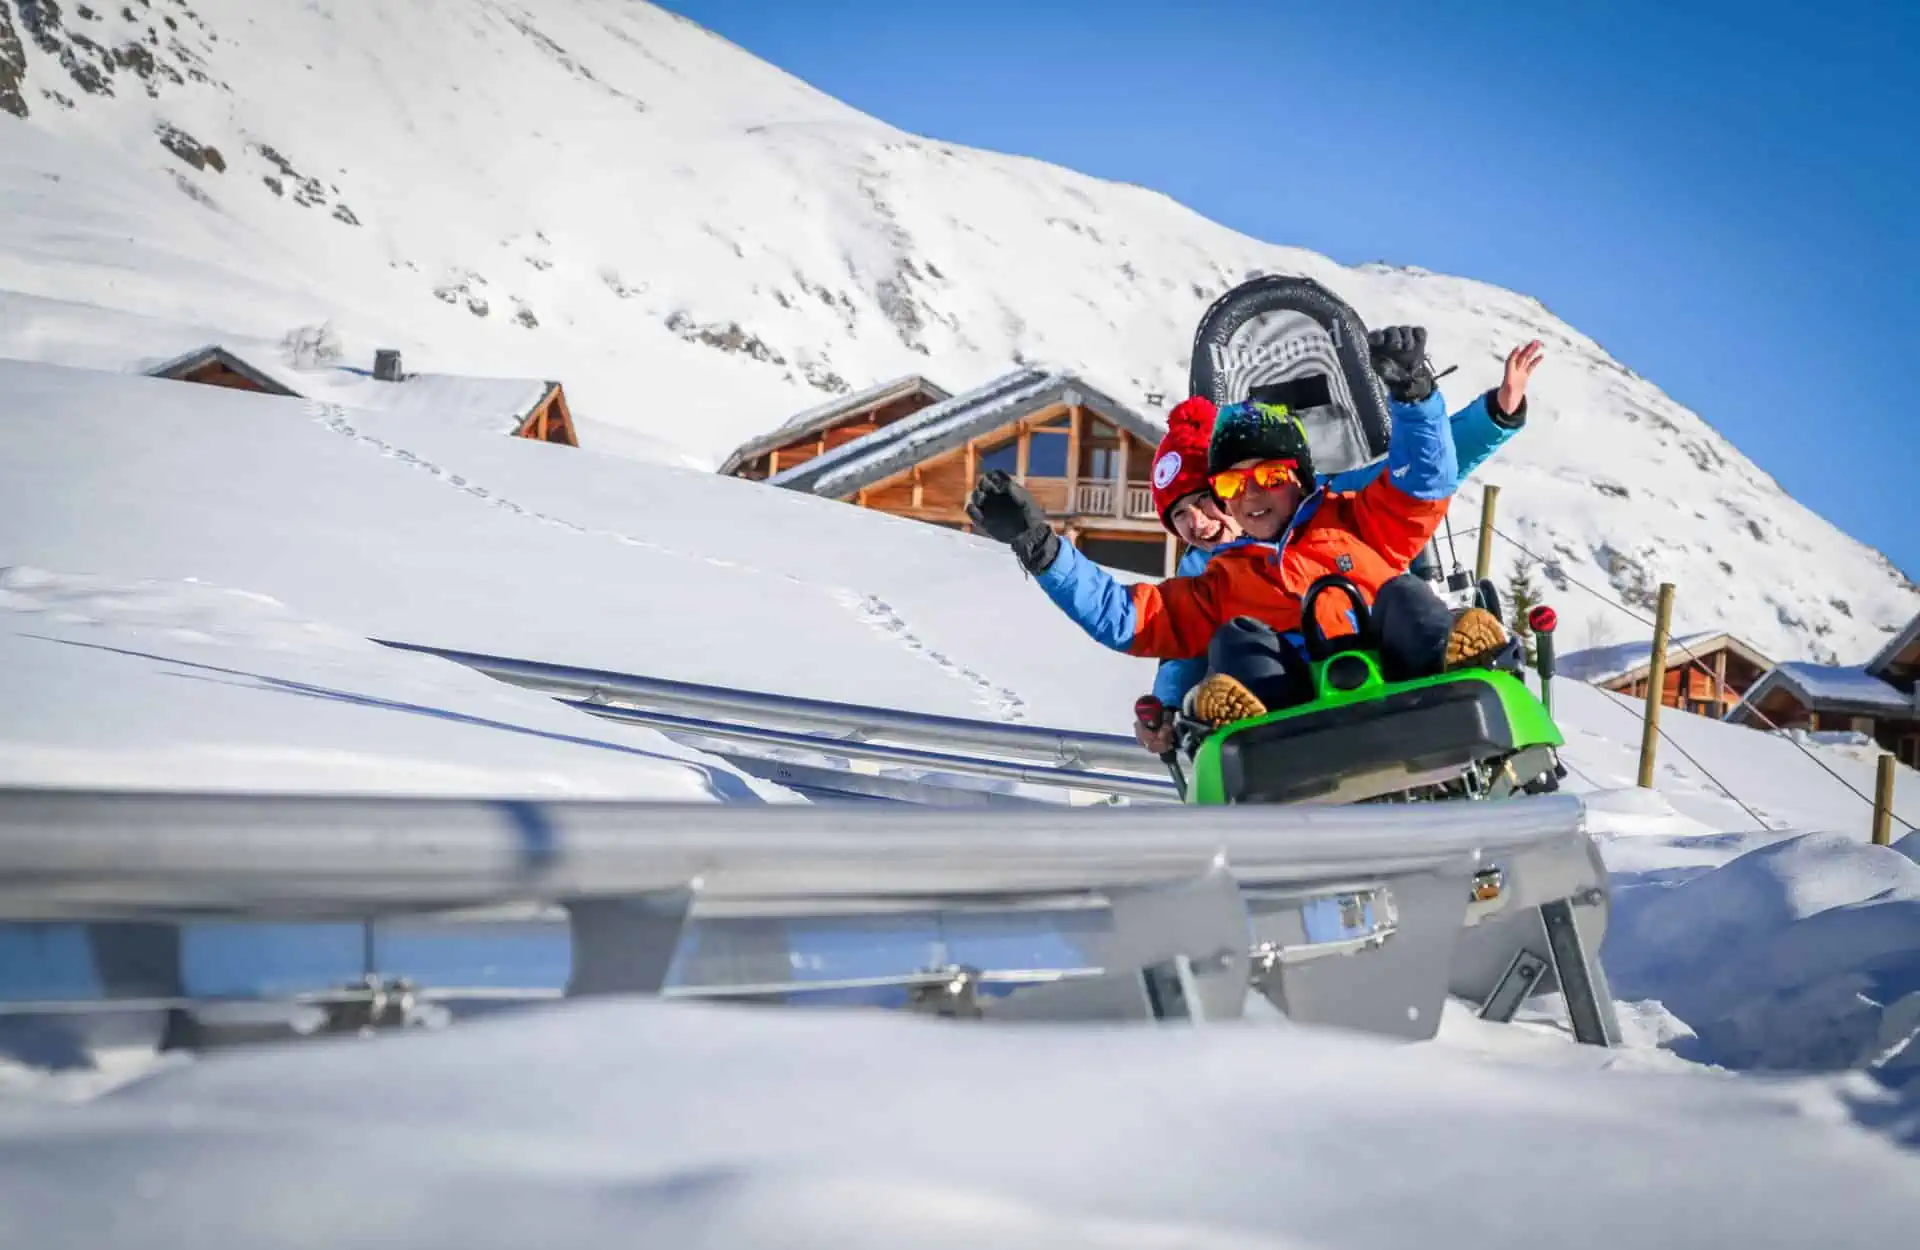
left=1069, top=481, right=1156, bottom=519
left=1073, top=482, right=1114, bottom=516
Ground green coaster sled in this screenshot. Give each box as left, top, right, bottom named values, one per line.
left=1167, top=576, right=1567, bottom=806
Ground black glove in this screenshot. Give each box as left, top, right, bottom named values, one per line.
left=1367, top=325, right=1436, bottom=403
left=966, top=470, right=1059, bottom=573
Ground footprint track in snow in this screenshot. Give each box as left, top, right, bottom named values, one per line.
left=309, top=404, right=1030, bottom=718
left=843, top=592, right=1027, bottom=721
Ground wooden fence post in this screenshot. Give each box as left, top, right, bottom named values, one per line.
left=1637, top=582, right=1677, bottom=789
left=1873, top=754, right=1897, bottom=847
left=1475, top=485, right=1500, bottom=584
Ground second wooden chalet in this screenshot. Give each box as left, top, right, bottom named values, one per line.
left=1726, top=611, right=1920, bottom=766
left=1559, top=630, right=1776, bottom=718
left=722, top=368, right=1177, bottom=575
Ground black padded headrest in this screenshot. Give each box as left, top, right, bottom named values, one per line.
left=1189, top=275, right=1394, bottom=478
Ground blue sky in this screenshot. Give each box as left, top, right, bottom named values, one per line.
left=662, top=0, right=1917, bottom=583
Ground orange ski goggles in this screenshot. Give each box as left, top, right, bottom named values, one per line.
left=1210, top=458, right=1300, bottom=501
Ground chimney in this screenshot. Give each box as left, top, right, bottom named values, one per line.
left=373, top=349, right=403, bottom=382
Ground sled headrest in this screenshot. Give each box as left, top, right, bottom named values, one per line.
left=1188, top=276, right=1394, bottom=478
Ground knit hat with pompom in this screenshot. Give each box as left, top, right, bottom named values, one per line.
left=1149, top=396, right=1218, bottom=532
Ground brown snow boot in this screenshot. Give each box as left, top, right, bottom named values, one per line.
left=1193, top=673, right=1268, bottom=727
left=1444, top=607, right=1510, bottom=670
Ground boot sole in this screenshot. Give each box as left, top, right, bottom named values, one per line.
left=1194, top=674, right=1268, bottom=726
left=1445, top=608, right=1509, bottom=670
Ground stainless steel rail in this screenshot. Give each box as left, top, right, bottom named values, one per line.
left=567, top=701, right=1177, bottom=802
left=0, top=787, right=1617, bottom=1044
left=375, top=639, right=1155, bottom=775
left=0, top=787, right=1584, bottom=918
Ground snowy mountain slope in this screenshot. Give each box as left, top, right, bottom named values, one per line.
left=0, top=0, right=1912, bottom=665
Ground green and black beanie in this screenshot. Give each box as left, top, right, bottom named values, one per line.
left=1207, top=401, right=1316, bottom=483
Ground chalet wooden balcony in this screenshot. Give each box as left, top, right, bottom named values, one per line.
left=1069, top=481, right=1156, bottom=520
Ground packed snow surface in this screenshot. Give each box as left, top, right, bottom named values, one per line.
left=0, top=0, right=1912, bottom=667
left=2, top=998, right=1917, bottom=1250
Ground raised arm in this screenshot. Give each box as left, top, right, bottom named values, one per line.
left=1343, top=387, right=1457, bottom=570
left=965, top=471, right=1225, bottom=658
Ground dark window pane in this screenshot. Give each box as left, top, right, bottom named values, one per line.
left=979, top=441, right=1018, bottom=474
left=1027, top=431, right=1068, bottom=476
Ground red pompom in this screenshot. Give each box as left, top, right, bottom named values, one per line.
left=1166, top=396, right=1216, bottom=440
left=1528, top=605, right=1558, bottom=633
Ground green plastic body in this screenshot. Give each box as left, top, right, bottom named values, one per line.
left=1185, top=652, right=1563, bottom=806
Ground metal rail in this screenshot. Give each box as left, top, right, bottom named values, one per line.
left=0, top=786, right=1585, bottom=916
left=568, top=701, right=1177, bottom=803
left=0, top=786, right=1620, bottom=1045
left=375, top=639, right=1156, bottom=776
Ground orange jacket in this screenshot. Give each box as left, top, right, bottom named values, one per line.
left=1030, top=387, right=1460, bottom=661
left=1124, top=478, right=1450, bottom=659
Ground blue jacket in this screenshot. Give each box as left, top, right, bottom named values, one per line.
left=1138, top=390, right=1520, bottom=709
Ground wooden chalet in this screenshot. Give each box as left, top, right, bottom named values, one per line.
left=1560, top=631, right=1775, bottom=719
left=1727, top=612, right=1920, bottom=766
left=144, top=345, right=577, bottom=446
left=725, top=368, right=1178, bottom=575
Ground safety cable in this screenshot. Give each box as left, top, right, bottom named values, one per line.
left=1482, top=515, right=1915, bottom=835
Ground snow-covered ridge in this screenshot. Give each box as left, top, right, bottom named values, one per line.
left=0, top=0, right=1912, bottom=663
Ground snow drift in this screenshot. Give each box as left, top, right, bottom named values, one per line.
left=1605, top=832, right=1920, bottom=1081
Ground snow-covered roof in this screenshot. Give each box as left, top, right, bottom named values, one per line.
left=1866, top=610, right=1920, bottom=682
left=1559, top=631, right=1774, bottom=687
left=308, top=369, right=558, bottom=438
left=766, top=368, right=1162, bottom=499
left=143, top=343, right=560, bottom=438
left=1731, top=661, right=1920, bottom=721
left=144, top=344, right=303, bottom=398
left=717, top=374, right=951, bottom=476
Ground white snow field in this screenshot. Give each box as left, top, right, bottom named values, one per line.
left=0, top=0, right=1912, bottom=668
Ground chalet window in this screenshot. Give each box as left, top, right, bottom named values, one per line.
left=1085, top=446, right=1119, bottom=481
left=1027, top=430, right=1069, bottom=476
left=979, top=439, right=1019, bottom=475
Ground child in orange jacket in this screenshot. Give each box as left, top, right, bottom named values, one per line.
left=968, top=327, right=1533, bottom=724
